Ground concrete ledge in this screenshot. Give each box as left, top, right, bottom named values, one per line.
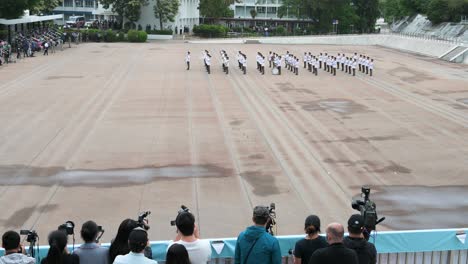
left=147, top=34, right=173, bottom=40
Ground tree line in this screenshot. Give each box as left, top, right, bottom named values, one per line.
left=0, top=0, right=61, bottom=19
left=381, top=0, right=468, bottom=25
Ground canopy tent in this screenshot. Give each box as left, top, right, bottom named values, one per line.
left=0, top=14, right=63, bottom=25
left=0, top=14, right=63, bottom=42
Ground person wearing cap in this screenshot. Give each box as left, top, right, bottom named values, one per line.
left=168, top=211, right=211, bottom=264
left=113, top=228, right=157, bottom=264
left=73, top=221, right=109, bottom=264
left=293, top=215, right=328, bottom=264
left=308, top=223, right=358, bottom=264
left=234, top=206, right=281, bottom=264
left=343, top=215, right=377, bottom=264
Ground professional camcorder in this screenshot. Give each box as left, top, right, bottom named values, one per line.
left=58, top=221, right=75, bottom=235
left=138, top=211, right=151, bottom=230
left=170, top=205, right=190, bottom=226
left=20, top=229, right=38, bottom=257
left=351, top=186, right=385, bottom=238
left=20, top=229, right=38, bottom=243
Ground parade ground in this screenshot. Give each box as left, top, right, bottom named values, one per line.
left=0, top=41, right=467, bottom=242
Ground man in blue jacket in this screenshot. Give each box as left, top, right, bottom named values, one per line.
left=234, top=206, right=281, bottom=264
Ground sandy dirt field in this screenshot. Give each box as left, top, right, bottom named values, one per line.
left=0, top=41, right=467, bottom=243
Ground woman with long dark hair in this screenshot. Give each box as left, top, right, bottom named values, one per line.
left=109, top=219, right=152, bottom=262
left=293, top=215, right=328, bottom=264
left=41, top=230, right=79, bottom=264
left=166, top=244, right=191, bottom=264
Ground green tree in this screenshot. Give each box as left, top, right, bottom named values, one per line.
left=250, top=8, right=257, bottom=19
left=352, top=0, right=380, bottom=33
left=154, top=0, right=180, bottom=30
left=427, top=0, right=449, bottom=24
left=100, top=0, right=148, bottom=24
left=0, top=0, right=29, bottom=19
left=28, top=0, right=62, bottom=15
left=199, top=0, right=234, bottom=18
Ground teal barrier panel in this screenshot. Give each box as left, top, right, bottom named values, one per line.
left=0, top=229, right=466, bottom=262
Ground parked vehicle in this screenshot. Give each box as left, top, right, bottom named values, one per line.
left=65, top=16, right=85, bottom=28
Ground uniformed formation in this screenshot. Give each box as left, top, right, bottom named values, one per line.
left=187, top=50, right=375, bottom=77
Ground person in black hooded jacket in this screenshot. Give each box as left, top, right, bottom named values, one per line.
left=343, top=215, right=377, bottom=264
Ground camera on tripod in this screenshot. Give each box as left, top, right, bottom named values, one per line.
left=266, top=203, right=277, bottom=236
left=138, top=211, right=151, bottom=230
left=20, top=230, right=38, bottom=243
left=170, top=205, right=190, bottom=226
left=58, top=221, right=75, bottom=235
left=351, top=186, right=385, bottom=235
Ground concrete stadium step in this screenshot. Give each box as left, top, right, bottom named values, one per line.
left=440, top=46, right=467, bottom=61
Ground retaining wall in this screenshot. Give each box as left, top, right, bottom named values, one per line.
left=190, top=34, right=463, bottom=63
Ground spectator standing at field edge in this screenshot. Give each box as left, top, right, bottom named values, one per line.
left=308, top=223, right=359, bottom=264
left=293, top=215, right=328, bottom=264
left=0, top=231, right=36, bottom=264
left=73, top=221, right=109, bottom=264
left=168, top=211, right=211, bottom=264
left=234, top=206, right=281, bottom=264
left=113, top=228, right=157, bottom=264
left=343, top=215, right=377, bottom=264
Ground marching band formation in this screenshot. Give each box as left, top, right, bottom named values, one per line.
left=189, top=50, right=375, bottom=77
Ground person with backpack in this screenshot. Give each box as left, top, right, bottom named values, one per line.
left=343, top=215, right=377, bottom=264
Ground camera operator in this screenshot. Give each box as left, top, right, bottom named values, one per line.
left=343, top=215, right=377, bottom=264
left=234, top=206, right=281, bottom=264
left=113, top=228, right=157, bottom=264
left=168, top=211, right=211, bottom=264
left=293, top=215, right=328, bottom=264
left=0, top=231, right=35, bottom=264
left=109, top=219, right=152, bottom=262
left=41, top=230, right=79, bottom=264
left=73, top=221, right=109, bottom=264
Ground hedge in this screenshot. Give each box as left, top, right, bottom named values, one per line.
left=193, top=24, right=228, bottom=38
left=127, top=30, right=147, bottom=42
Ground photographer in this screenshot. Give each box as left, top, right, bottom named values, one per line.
left=343, top=215, right=377, bottom=264
left=109, top=219, right=152, bottom=262
left=234, top=206, right=281, bottom=264
left=113, top=228, right=157, bottom=264
left=41, top=230, right=79, bottom=264
left=0, top=231, right=35, bottom=264
left=168, top=211, right=211, bottom=264
left=293, top=215, right=327, bottom=264
left=73, top=221, right=109, bottom=264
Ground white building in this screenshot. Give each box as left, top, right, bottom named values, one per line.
left=231, top=0, right=298, bottom=20
left=137, top=0, right=199, bottom=34
left=52, top=0, right=117, bottom=24
left=52, top=0, right=199, bottom=33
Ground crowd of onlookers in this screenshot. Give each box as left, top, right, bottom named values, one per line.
left=0, top=27, right=67, bottom=67
left=0, top=205, right=377, bottom=264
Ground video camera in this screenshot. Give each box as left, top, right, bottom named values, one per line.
left=20, top=230, right=38, bottom=244
left=351, top=186, right=385, bottom=238
left=265, top=203, right=277, bottom=236
left=138, top=211, right=151, bottom=230
left=58, top=221, right=75, bottom=235
left=20, top=229, right=38, bottom=257
left=170, top=205, right=190, bottom=226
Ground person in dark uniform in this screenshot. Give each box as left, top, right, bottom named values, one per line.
left=293, top=215, right=328, bottom=264
left=343, top=215, right=377, bottom=264
left=308, top=223, right=359, bottom=264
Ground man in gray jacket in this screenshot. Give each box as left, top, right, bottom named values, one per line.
left=73, top=221, right=109, bottom=264
left=0, top=231, right=35, bottom=264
